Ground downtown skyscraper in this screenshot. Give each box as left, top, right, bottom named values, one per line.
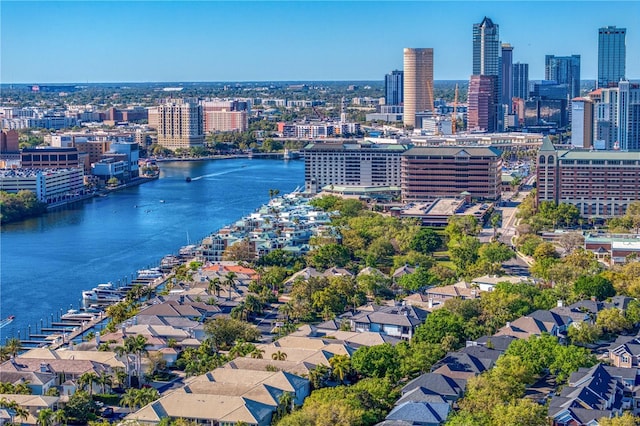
left=598, top=26, right=626, bottom=88
left=403, top=48, right=434, bottom=128
left=513, top=63, right=529, bottom=99
left=385, top=70, right=404, bottom=106
left=469, top=17, right=500, bottom=132
left=545, top=54, right=581, bottom=98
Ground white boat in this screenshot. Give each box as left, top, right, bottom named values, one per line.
left=137, top=268, right=163, bottom=279
left=61, top=309, right=97, bottom=321
left=0, top=315, right=15, bottom=329
left=82, top=283, right=123, bottom=304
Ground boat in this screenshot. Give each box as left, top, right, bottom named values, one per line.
left=0, top=315, right=15, bottom=329
left=137, top=268, right=163, bottom=279
left=61, top=309, right=97, bottom=322
left=159, top=200, right=165, bottom=203
left=185, top=177, right=192, bottom=182
left=82, top=283, right=123, bottom=304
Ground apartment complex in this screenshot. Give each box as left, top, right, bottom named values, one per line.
left=403, top=48, right=434, bottom=128
left=157, top=98, right=204, bottom=150
left=303, top=142, right=407, bottom=193
left=537, top=137, right=640, bottom=218
left=385, top=70, right=404, bottom=106
left=401, top=146, right=502, bottom=202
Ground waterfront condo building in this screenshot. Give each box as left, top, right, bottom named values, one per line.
left=598, top=26, right=626, bottom=88
left=401, top=146, right=502, bottom=202
left=303, top=142, right=408, bottom=193
left=467, top=75, right=497, bottom=133
left=403, top=48, right=434, bottom=128
left=157, top=98, right=204, bottom=150
left=537, top=137, right=640, bottom=218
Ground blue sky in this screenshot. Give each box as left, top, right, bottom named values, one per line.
left=1, top=1, right=638, bottom=83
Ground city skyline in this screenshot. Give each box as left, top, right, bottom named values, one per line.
left=1, top=1, right=639, bottom=84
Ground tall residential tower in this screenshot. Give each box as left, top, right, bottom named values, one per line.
left=403, top=48, right=434, bottom=128
left=157, top=98, right=204, bottom=150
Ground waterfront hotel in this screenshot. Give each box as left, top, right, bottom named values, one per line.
left=537, top=137, right=640, bottom=218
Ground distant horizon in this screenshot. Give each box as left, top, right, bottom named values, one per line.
left=2, top=1, right=639, bottom=83
left=5, top=78, right=633, bottom=87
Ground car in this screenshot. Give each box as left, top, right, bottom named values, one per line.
left=101, top=408, right=114, bottom=418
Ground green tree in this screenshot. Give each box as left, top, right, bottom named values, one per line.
left=567, top=322, right=603, bottom=345
left=490, top=399, right=548, bottom=426
left=573, top=275, right=615, bottom=301
left=596, top=308, right=633, bottom=334
left=413, top=309, right=466, bottom=349
left=307, top=244, right=351, bottom=269
left=204, top=317, right=260, bottom=350
left=64, top=390, right=98, bottom=423
left=37, top=407, right=54, bottom=426
left=448, top=235, right=481, bottom=273
left=409, top=228, right=442, bottom=254
left=350, top=344, right=399, bottom=381
left=328, top=354, right=351, bottom=383
left=598, top=413, right=640, bottom=426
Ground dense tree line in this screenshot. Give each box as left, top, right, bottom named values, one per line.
left=0, top=190, right=47, bottom=224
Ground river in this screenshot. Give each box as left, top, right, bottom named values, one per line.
left=0, top=158, right=304, bottom=342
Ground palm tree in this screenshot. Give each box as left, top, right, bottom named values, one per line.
left=52, top=409, right=67, bottom=426
left=120, top=388, right=138, bottom=411
left=224, top=272, right=237, bottom=300
left=271, top=350, right=287, bottom=361
left=250, top=348, right=265, bottom=359
left=244, top=294, right=263, bottom=321
left=207, top=277, right=222, bottom=298
left=37, top=407, right=54, bottom=426
left=5, top=338, right=22, bottom=357
left=0, top=346, right=10, bottom=362
left=307, top=364, right=330, bottom=390
left=276, top=391, right=294, bottom=418
left=96, top=371, right=112, bottom=394
left=329, top=354, right=351, bottom=383
left=124, top=335, right=149, bottom=386
left=78, top=372, right=99, bottom=395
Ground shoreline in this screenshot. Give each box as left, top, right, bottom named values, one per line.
left=4, top=160, right=305, bottom=348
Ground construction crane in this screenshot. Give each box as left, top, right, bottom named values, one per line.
left=451, top=84, right=459, bottom=135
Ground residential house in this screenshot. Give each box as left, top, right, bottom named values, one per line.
left=494, top=310, right=572, bottom=339
left=349, top=304, right=428, bottom=340
left=548, top=364, right=627, bottom=425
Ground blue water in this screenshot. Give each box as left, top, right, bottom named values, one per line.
left=0, top=158, right=304, bottom=342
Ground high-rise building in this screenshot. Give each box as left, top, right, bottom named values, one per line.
left=403, top=48, right=434, bottom=128
left=571, top=98, right=594, bottom=149
left=598, top=26, right=626, bottom=88
left=472, top=17, right=500, bottom=131
left=157, top=98, right=204, bottom=150
left=513, top=63, right=529, bottom=100
left=593, top=81, right=640, bottom=150
left=385, top=70, right=404, bottom=106
left=467, top=75, right=497, bottom=133
left=473, top=17, right=500, bottom=76
left=545, top=54, right=581, bottom=98
left=501, top=44, right=514, bottom=112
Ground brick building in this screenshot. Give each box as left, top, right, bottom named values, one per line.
left=537, top=137, right=640, bottom=218
left=401, top=146, right=502, bottom=202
